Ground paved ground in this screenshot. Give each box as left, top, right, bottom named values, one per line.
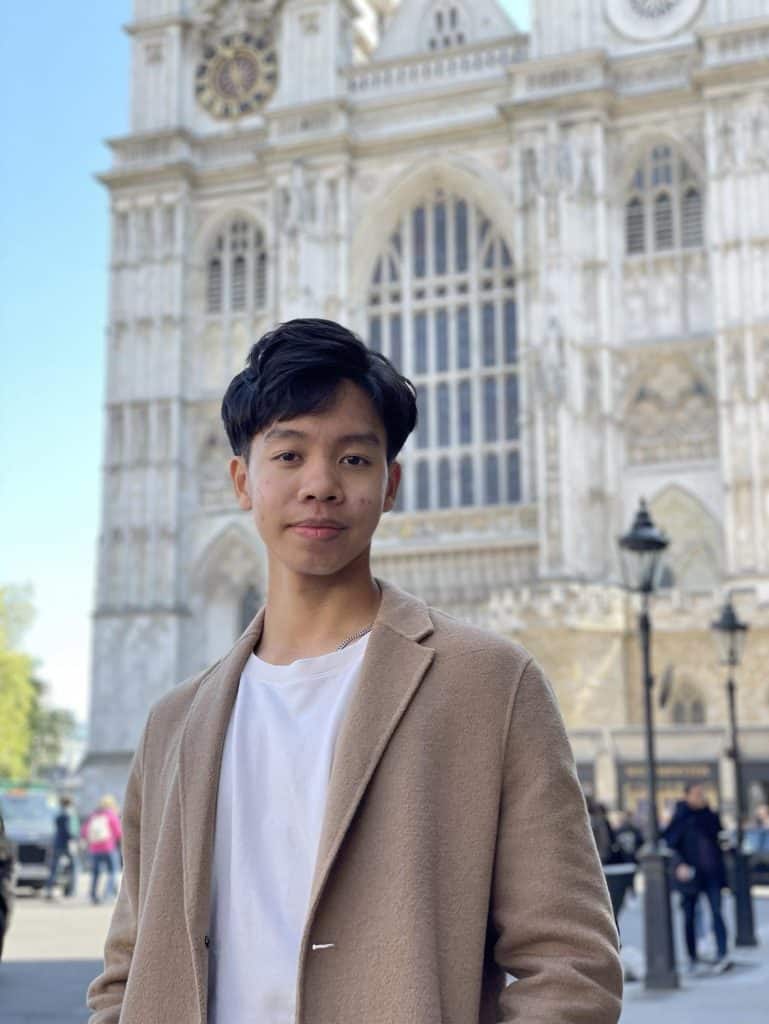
left=1, top=876, right=767, bottom=1022
left=0, top=876, right=113, bottom=1024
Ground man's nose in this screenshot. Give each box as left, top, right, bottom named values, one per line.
left=297, top=461, right=341, bottom=502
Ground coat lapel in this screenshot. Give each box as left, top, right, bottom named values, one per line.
left=304, top=580, right=435, bottom=927
left=177, top=610, right=265, bottom=1016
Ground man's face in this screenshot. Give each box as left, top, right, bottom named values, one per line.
left=686, top=785, right=706, bottom=809
left=230, top=380, right=401, bottom=580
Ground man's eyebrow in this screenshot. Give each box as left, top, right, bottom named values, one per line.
left=337, top=432, right=382, bottom=447
left=263, top=428, right=308, bottom=442
left=263, top=427, right=381, bottom=447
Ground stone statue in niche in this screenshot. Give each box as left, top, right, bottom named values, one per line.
left=747, top=102, right=769, bottom=169
left=521, top=147, right=539, bottom=200
left=537, top=316, right=567, bottom=405
left=541, top=141, right=573, bottom=241
left=576, top=147, right=596, bottom=201
left=199, top=426, right=232, bottom=510
left=717, top=114, right=737, bottom=173
left=726, top=335, right=746, bottom=402
left=584, top=352, right=602, bottom=415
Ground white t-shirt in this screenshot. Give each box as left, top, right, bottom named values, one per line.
left=207, top=633, right=370, bottom=1024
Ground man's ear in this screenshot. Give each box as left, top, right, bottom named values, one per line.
left=230, top=456, right=253, bottom=510
left=383, top=461, right=402, bottom=513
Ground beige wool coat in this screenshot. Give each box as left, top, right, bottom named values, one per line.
left=88, top=579, right=622, bottom=1023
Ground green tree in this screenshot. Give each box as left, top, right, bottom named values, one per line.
left=0, top=586, right=36, bottom=780
left=27, top=678, right=77, bottom=776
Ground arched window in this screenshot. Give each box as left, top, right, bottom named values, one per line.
left=426, top=3, right=468, bottom=50
left=626, top=197, right=645, bottom=255
left=205, top=219, right=268, bottom=317
left=206, top=255, right=223, bottom=314
left=654, top=193, right=674, bottom=250
left=672, top=684, right=707, bottom=725
left=624, top=146, right=704, bottom=256
left=367, top=188, right=521, bottom=513
left=682, top=187, right=703, bottom=248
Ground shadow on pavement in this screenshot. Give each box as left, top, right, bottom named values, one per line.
left=0, top=959, right=99, bottom=1023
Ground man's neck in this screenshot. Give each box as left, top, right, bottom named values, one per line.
left=255, top=569, right=382, bottom=665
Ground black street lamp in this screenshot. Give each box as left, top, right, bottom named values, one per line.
left=618, top=499, right=678, bottom=990
left=711, top=597, right=758, bottom=947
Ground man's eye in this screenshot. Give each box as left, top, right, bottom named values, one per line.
left=342, top=455, right=369, bottom=466
left=275, top=452, right=299, bottom=463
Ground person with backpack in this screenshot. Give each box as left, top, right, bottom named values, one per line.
left=82, top=796, right=122, bottom=905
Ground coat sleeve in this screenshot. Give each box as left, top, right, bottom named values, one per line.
left=491, top=658, right=623, bottom=1024
left=86, top=713, right=151, bottom=1023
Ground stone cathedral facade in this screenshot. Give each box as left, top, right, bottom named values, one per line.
left=84, top=0, right=769, bottom=818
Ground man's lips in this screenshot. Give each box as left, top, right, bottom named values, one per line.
left=289, top=520, right=347, bottom=540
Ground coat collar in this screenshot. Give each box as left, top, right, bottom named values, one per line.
left=177, top=578, right=435, bottom=1017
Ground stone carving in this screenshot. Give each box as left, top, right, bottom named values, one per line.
left=717, top=114, right=736, bottom=173
left=577, top=148, right=596, bottom=201
left=584, top=350, right=602, bottom=414
left=374, top=505, right=537, bottom=545
left=534, top=317, right=567, bottom=405
left=622, top=255, right=712, bottom=341
left=195, top=403, right=234, bottom=510
left=623, top=352, right=718, bottom=465
left=198, top=0, right=278, bottom=33
left=726, top=334, right=746, bottom=402
left=650, top=486, right=721, bottom=591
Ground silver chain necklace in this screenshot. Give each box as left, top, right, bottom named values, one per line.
left=336, top=624, right=374, bottom=651
left=335, top=582, right=381, bottom=651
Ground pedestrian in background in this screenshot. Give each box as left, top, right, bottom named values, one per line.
left=82, top=796, right=122, bottom=905
left=663, top=782, right=731, bottom=975
left=614, top=811, right=644, bottom=866
left=45, top=795, right=79, bottom=899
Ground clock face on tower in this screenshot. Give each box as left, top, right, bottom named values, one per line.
left=605, top=0, right=702, bottom=41
left=195, top=30, right=278, bottom=120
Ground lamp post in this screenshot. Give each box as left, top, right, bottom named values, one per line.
left=711, top=597, right=757, bottom=947
left=618, top=499, right=678, bottom=990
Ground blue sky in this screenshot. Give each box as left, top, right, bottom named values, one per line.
left=0, top=0, right=530, bottom=722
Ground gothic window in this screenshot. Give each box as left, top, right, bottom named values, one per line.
left=367, top=189, right=521, bottom=513
left=681, top=187, right=704, bottom=248
left=205, top=219, right=268, bottom=317
left=672, top=684, right=707, bottom=725
left=625, top=147, right=704, bottom=256
left=626, top=197, right=645, bottom=254
left=654, top=193, right=674, bottom=250
left=426, top=3, right=468, bottom=50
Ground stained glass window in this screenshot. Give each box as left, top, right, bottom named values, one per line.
left=367, top=189, right=521, bottom=512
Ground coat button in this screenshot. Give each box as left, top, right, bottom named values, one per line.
left=204, top=935, right=211, bottom=948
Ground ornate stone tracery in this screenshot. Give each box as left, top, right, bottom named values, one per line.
left=622, top=351, right=718, bottom=465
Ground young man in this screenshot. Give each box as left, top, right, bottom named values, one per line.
left=88, top=319, right=622, bottom=1023
left=663, top=782, right=731, bottom=975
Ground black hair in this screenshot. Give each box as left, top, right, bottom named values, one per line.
left=221, top=318, right=417, bottom=463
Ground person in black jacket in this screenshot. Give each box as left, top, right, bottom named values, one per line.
left=662, top=782, right=731, bottom=974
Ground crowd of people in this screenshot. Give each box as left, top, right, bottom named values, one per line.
left=46, top=794, right=122, bottom=905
